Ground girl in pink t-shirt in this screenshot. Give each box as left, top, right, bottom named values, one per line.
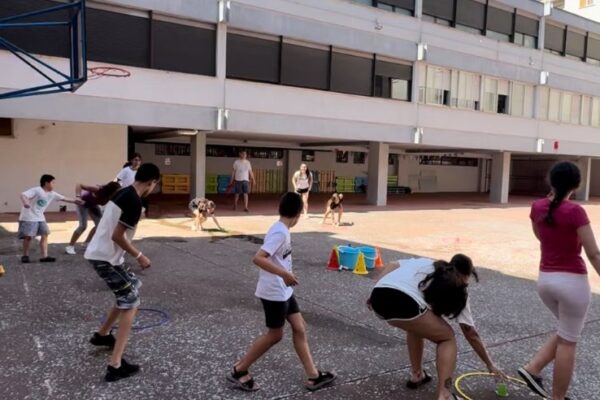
left=519, top=161, right=600, bottom=400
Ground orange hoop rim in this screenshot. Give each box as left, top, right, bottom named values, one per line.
left=87, top=66, right=131, bottom=79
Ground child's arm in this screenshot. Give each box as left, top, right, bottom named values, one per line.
left=75, top=183, right=100, bottom=197
left=253, top=249, right=298, bottom=286
left=20, top=193, right=32, bottom=208
left=111, top=223, right=151, bottom=269
left=60, top=196, right=84, bottom=205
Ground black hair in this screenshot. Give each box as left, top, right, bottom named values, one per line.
left=545, top=161, right=581, bottom=225
left=40, top=174, right=55, bottom=187
left=130, top=152, right=142, bottom=161
left=134, top=163, right=161, bottom=183
left=419, top=254, right=478, bottom=319
left=278, top=192, right=304, bottom=218
left=96, top=181, right=121, bottom=205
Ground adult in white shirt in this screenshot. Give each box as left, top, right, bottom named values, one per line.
left=115, top=152, right=142, bottom=188
left=231, top=151, right=255, bottom=212
left=18, top=174, right=82, bottom=263
left=368, top=255, right=504, bottom=400
left=291, top=163, right=313, bottom=217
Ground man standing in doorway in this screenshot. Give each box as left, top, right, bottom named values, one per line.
left=232, top=150, right=254, bottom=212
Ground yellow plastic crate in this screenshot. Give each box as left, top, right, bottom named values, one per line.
left=162, top=174, right=190, bottom=194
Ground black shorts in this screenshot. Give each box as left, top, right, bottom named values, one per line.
left=260, top=295, right=300, bottom=328
left=370, top=287, right=427, bottom=321
left=296, top=188, right=309, bottom=194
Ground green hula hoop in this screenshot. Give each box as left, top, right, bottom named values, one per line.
left=454, top=372, right=527, bottom=400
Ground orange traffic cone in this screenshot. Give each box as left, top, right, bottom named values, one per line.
left=327, top=247, right=340, bottom=270
left=353, top=253, right=368, bottom=275
left=375, top=247, right=384, bottom=268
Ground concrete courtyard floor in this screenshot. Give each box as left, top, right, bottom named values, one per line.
left=2, top=195, right=600, bottom=399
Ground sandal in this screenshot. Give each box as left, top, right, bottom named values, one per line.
left=226, top=366, right=259, bottom=392
left=406, top=370, right=432, bottom=389
left=305, top=370, right=337, bottom=391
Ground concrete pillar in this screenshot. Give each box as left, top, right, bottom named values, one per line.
left=191, top=132, right=207, bottom=199
left=367, top=142, right=389, bottom=206
left=411, top=62, right=421, bottom=104
left=490, top=152, right=511, bottom=203
left=414, top=0, right=423, bottom=18
left=216, top=22, right=227, bottom=81
left=576, top=157, right=591, bottom=201
left=538, top=16, right=545, bottom=51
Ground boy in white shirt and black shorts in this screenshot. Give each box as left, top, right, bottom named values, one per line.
left=227, top=192, right=336, bottom=392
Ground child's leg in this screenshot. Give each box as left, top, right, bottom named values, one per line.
left=39, top=234, right=49, bottom=258
left=235, top=327, right=284, bottom=372
left=407, top=332, right=427, bottom=381
left=321, top=210, right=329, bottom=224
left=110, top=308, right=137, bottom=367
left=287, top=312, right=319, bottom=378
left=22, top=236, right=32, bottom=256
left=70, top=206, right=88, bottom=246
left=337, top=207, right=343, bottom=225
left=84, top=226, right=97, bottom=243
left=99, top=306, right=121, bottom=336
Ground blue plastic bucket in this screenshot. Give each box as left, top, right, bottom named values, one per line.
left=358, top=246, right=377, bottom=269
left=338, top=246, right=360, bottom=270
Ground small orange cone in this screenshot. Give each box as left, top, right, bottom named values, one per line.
left=353, top=253, right=368, bottom=275
left=327, top=247, right=340, bottom=270
left=375, top=247, right=384, bottom=268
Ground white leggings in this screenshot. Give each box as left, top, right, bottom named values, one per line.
left=538, top=271, right=591, bottom=343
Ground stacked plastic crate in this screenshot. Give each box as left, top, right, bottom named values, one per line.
left=354, top=176, right=367, bottom=193
left=217, top=175, right=231, bottom=193
left=335, top=176, right=355, bottom=193
left=206, top=175, right=218, bottom=194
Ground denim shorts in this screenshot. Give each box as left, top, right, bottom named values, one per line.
left=18, top=221, right=50, bottom=239
left=234, top=180, right=249, bottom=194
left=89, top=260, right=141, bottom=309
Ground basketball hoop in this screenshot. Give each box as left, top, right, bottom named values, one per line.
left=87, top=66, right=131, bottom=80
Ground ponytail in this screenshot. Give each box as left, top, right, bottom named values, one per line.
left=544, top=188, right=568, bottom=225
left=544, top=161, right=582, bottom=226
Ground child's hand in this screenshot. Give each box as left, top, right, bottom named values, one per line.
left=137, top=254, right=151, bottom=269
left=23, top=204, right=31, bottom=209
left=282, top=271, right=299, bottom=286
left=75, top=199, right=85, bottom=206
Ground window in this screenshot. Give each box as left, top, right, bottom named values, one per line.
left=301, top=150, right=315, bottom=162
left=548, top=89, right=560, bottom=121
left=336, top=151, right=349, bottom=163
left=421, top=66, right=451, bottom=106
left=539, top=86, right=550, bottom=120
left=151, top=19, right=215, bottom=76
left=227, top=33, right=280, bottom=83
left=330, top=51, right=373, bottom=96
left=592, top=98, right=600, bottom=127
left=422, top=0, right=453, bottom=25
left=281, top=41, right=329, bottom=90
left=570, top=94, right=581, bottom=125
left=545, top=24, right=565, bottom=55
left=581, top=96, right=592, bottom=126
left=560, top=93, right=573, bottom=123
left=587, top=37, right=600, bottom=65
left=455, top=0, right=485, bottom=34
left=510, top=83, right=534, bottom=118
left=353, top=152, right=366, bottom=164
left=486, top=7, right=513, bottom=42
left=450, top=71, right=481, bottom=110
left=0, top=118, right=12, bottom=137
left=482, top=77, right=509, bottom=114
left=565, top=30, right=586, bottom=60
left=514, top=15, right=538, bottom=48
left=374, top=59, right=412, bottom=101
left=376, top=0, right=414, bottom=15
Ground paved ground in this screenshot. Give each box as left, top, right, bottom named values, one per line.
left=2, top=195, right=600, bottom=399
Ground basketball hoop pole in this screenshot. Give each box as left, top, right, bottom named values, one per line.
left=0, top=0, right=87, bottom=100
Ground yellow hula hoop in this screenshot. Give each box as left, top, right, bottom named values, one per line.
left=454, top=372, right=527, bottom=400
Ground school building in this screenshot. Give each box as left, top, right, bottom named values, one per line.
left=1, top=0, right=600, bottom=213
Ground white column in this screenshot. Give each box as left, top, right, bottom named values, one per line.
left=489, top=152, right=511, bottom=203
left=191, top=132, right=207, bottom=199
left=216, top=22, right=227, bottom=81
left=576, top=157, right=591, bottom=201
left=367, top=142, right=389, bottom=206
left=414, top=0, right=423, bottom=18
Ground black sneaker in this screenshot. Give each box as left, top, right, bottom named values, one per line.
left=21, top=256, right=30, bottom=263
left=89, top=332, right=116, bottom=348
left=105, top=359, right=140, bottom=382
left=518, top=367, right=550, bottom=398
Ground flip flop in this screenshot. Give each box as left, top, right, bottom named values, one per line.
left=406, top=370, right=432, bottom=389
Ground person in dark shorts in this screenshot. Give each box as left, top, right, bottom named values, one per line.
left=368, top=255, right=503, bottom=400
left=84, top=163, right=160, bottom=382
left=291, top=163, right=313, bottom=217
left=227, top=192, right=336, bottom=392
left=231, top=151, right=254, bottom=212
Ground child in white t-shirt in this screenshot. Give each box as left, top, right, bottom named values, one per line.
left=227, top=192, right=336, bottom=392
left=18, top=174, right=82, bottom=263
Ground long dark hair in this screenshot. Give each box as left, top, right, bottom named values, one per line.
left=418, top=254, right=478, bottom=319
left=96, top=181, right=121, bottom=205
left=544, top=161, right=581, bottom=225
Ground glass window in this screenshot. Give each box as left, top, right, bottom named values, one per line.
left=330, top=51, right=373, bottom=96
left=281, top=42, right=329, bottom=90
left=422, top=0, right=453, bottom=21
left=376, top=0, right=414, bottom=15
left=582, top=96, right=592, bottom=126
left=515, top=14, right=539, bottom=47
left=592, top=98, right=600, bottom=127
left=487, top=7, right=513, bottom=36
left=548, top=90, right=561, bottom=122
left=566, top=31, right=586, bottom=60
left=424, top=66, right=451, bottom=106
left=523, top=85, right=534, bottom=118
left=539, top=87, right=549, bottom=120
left=451, top=71, right=480, bottom=110
left=487, top=30, right=511, bottom=42
left=227, top=33, right=280, bottom=83
left=511, top=83, right=525, bottom=117
left=422, top=14, right=451, bottom=26
left=588, top=37, right=600, bottom=64
left=560, top=93, right=572, bottom=123
left=456, top=24, right=482, bottom=35
left=391, top=79, right=410, bottom=100
left=545, top=24, right=565, bottom=54
left=377, top=3, right=394, bottom=11
left=571, top=95, right=581, bottom=125
left=374, top=59, right=412, bottom=101
left=455, top=0, right=485, bottom=32
left=483, top=77, right=509, bottom=114
left=514, top=33, right=537, bottom=49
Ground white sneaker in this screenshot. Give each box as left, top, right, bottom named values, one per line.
left=65, top=246, right=76, bottom=255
